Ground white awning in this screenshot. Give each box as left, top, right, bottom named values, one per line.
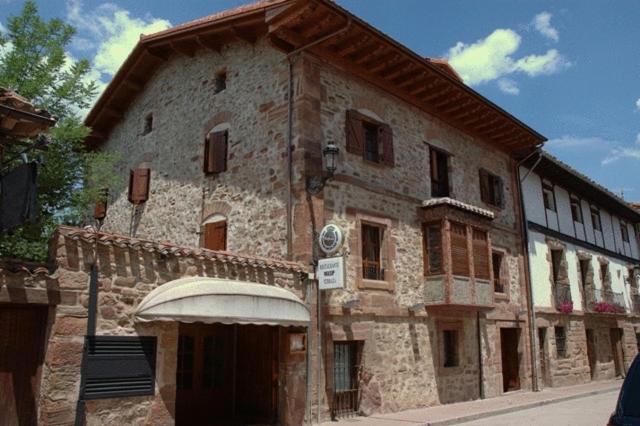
left=135, top=277, right=310, bottom=326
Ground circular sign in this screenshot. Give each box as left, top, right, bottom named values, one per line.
left=318, top=224, right=344, bottom=255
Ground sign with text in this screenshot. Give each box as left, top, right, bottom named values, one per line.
left=317, top=256, right=345, bottom=290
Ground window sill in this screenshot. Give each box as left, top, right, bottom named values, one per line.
left=494, top=292, right=509, bottom=301
left=359, top=278, right=394, bottom=291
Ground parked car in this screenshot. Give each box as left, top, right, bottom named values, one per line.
left=608, top=353, right=640, bottom=425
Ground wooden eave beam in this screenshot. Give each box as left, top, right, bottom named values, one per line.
left=349, top=43, right=384, bottom=63
left=377, top=60, right=410, bottom=79
left=430, top=91, right=466, bottom=109
left=233, top=25, right=260, bottom=44
left=103, top=107, right=124, bottom=119
left=299, top=10, right=334, bottom=38
left=363, top=52, right=400, bottom=72
left=442, top=99, right=478, bottom=116
left=169, top=39, right=198, bottom=57
left=387, top=66, right=422, bottom=83
left=397, top=71, right=427, bottom=89
left=267, top=1, right=317, bottom=32
left=196, top=35, right=223, bottom=52
left=474, top=118, right=510, bottom=134
left=332, top=33, right=370, bottom=56
left=122, top=77, right=144, bottom=91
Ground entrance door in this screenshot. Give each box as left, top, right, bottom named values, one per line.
left=175, top=323, right=278, bottom=426
left=500, top=328, right=521, bottom=392
left=610, top=328, right=625, bottom=378
left=538, top=328, right=548, bottom=388
left=586, top=329, right=597, bottom=379
left=0, top=305, right=48, bottom=426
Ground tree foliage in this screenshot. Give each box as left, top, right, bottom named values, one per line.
left=0, top=1, right=119, bottom=261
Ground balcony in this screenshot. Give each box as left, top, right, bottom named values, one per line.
left=425, top=275, right=493, bottom=309
left=584, top=287, right=626, bottom=314
left=554, top=283, right=573, bottom=313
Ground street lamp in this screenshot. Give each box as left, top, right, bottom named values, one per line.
left=306, top=142, right=339, bottom=195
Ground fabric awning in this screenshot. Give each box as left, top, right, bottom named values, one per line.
left=134, top=277, right=310, bottom=326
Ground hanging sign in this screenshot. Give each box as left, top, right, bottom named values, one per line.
left=317, top=256, right=345, bottom=290
left=318, top=224, right=344, bottom=255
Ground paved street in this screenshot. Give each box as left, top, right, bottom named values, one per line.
left=457, top=390, right=618, bottom=426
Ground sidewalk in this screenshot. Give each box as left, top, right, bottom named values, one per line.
left=320, top=379, right=621, bottom=426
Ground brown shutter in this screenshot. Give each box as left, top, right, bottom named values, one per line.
left=128, top=168, right=150, bottom=204
left=345, top=109, right=365, bottom=155
left=479, top=169, right=489, bottom=203
left=496, top=176, right=505, bottom=208
left=450, top=223, right=469, bottom=276
left=473, top=229, right=490, bottom=280
left=204, top=130, right=227, bottom=174
left=204, top=221, right=227, bottom=251
left=380, top=123, right=394, bottom=166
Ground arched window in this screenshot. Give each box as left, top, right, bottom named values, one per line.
left=202, top=214, right=227, bottom=251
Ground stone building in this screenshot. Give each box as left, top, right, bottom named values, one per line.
left=0, top=0, right=552, bottom=424
left=521, top=152, right=640, bottom=388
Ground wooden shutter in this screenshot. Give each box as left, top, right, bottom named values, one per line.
left=423, top=223, right=442, bottom=276
left=473, top=229, right=490, bottom=280
left=479, top=169, right=490, bottom=203
left=380, top=123, right=394, bottom=166
left=450, top=223, right=469, bottom=276
left=204, top=131, right=227, bottom=174
left=128, top=168, right=150, bottom=204
left=345, top=110, right=365, bottom=155
left=204, top=221, right=227, bottom=251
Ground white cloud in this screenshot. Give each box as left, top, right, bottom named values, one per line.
left=602, top=132, right=640, bottom=165
left=636, top=98, right=640, bottom=111
left=546, top=135, right=605, bottom=149
left=532, top=12, right=559, bottom=42
left=497, top=78, right=519, bottom=95
left=447, top=28, right=570, bottom=87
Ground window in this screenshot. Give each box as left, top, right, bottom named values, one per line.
left=479, top=169, right=504, bottom=208
left=492, top=251, right=505, bottom=293
left=333, top=341, right=361, bottom=417
left=473, top=229, right=490, bottom=280
left=430, top=148, right=450, bottom=197
left=345, top=109, right=394, bottom=166
left=579, top=259, right=590, bottom=288
left=591, top=207, right=602, bottom=231
left=542, top=181, right=555, bottom=211
left=142, top=113, right=153, bottom=135
left=204, top=130, right=228, bottom=174
left=363, top=122, right=381, bottom=162
left=630, top=268, right=639, bottom=289
left=450, top=222, right=469, bottom=277
left=555, top=326, right=567, bottom=358
left=621, top=222, right=630, bottom=242
left=214, top=70, right=226, bottom=93
left=362, top=223, right=384, bottom=280
left=442, top=329, right=459, bottom=367
left=600, top=262, right=609, bottom=287
left=550, top=249, right=564, bottom=283
left=422, top=223, right=443, bottom=275
left=176, top=335, right=194, bottom=390
left=204, top=220, right=227, bottom=251
left=570, top=196, right=583, bottom=223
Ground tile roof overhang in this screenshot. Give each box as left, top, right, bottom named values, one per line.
left=525, top=152, right=640, bottom=223
left=84, top=0, right=546, bottom=158
left=1, top=87, right=56, bottom=140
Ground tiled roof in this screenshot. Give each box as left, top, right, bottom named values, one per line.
left=422, top=197, right=495, bottom=219
left=57, top=226, right=309, bottom=273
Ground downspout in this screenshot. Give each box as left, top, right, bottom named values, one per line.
left=282, top=15, right=352, bottom=425
left=477, top=311, right=484, bottom=399
left=516, top=147, right=543, bottom=392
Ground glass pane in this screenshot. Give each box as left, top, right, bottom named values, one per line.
left=334, top=343, right=352, bottom=391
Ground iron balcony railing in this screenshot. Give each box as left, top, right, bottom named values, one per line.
left=555, top=283, right=573, bottom=312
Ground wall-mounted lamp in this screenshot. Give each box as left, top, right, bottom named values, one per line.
left=306, top=143, right=339, bottom=195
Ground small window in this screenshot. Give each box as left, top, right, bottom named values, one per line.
left=143, top=113, right=153, bottom=135
left=579, top=259, right=590, bottom=289
left=542, top=182, right=555, bottom=211
left=204, top=130, right=228, bottom=174
left=492, top=251, right=505, bottom=293
left=442, top=329, right=459, bottom=367
left=554, top=326, right=567, bottom=358
left=423, top=223, right=443, bottom=275
left=591, top=207, right=602, bottom=231
left=479, top=169, right=504, bottom=208
left=550, top=249, right=564, bottom=284
left=204, top=221, right=227, bottom=251
left=214, top=70, right=226, bottom=93
left=363, top=121, right=382, bottom=163
left=621, top=222, right=630, bottom=242
left=600, top=263, right=609, bottom=287
left=362, top=223, right=384, bottom=280
left=570, top=196, right=583, bottom=223
left=430, top=148, right=450, bottom=197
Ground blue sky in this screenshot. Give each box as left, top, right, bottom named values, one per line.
left=1, top=1, right=639, bottom=201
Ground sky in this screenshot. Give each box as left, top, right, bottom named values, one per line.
left=1, top=0, right=639, bottom=201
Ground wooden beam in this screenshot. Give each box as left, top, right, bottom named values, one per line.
left=333, top=33, right=370, bottom=56
left=267, top=1, right=317, bottom=31
left=376, top=60, right=409, bottom=78
left=169, top=39, right=198, bottom=57
left=387, top=65, right=422, bottom=83
left=233, top=25, right=259, bottom=44
left=122, top=77, right=144, bottom=92
left=397, top=71, right=427, bottom=89
left=145, top=46, right=171, bottom=61
left=196, top=35, right=223, bottom=52
left=349, top=42, right=384, bottom=63
left=299, top=10, right=334, bottom=38
left=474, top=118, right=510, bottom=134
left=363, top=52, right=399, bottom=72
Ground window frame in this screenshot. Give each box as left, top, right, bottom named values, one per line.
left=354, top=212, right=395, bottom=291
left=203, top=219, right=227, bottom=251
left=429, top=147, right=450, bottom=198
left=214, top=69, right=227, bottom=94
left=591, top=206, right=602, bottom=231
left=438, top=321, right=463, bottom=371
left=621, top=221, right=630, bottom=243
left=363, top=120, right=383, bottom=164
left=479, top=168, right=504, bottom=208
left=554, top=326, right=568, bottom=358
left=570, top=196, right=583, bottom=223
left=422, top=222, right=443, bottom=276
left=361, top=222, right=384, bottom=281
left=542, top=181, right=556, bottom=212
left=492, top=250, right=506, bottom=294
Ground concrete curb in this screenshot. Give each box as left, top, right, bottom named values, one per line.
left=419, top=386, right=619, bottom=426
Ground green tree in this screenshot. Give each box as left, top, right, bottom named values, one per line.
left=0, top=1, right=119, bottom=261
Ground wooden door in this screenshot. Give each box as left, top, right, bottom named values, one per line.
left=610, top=328, right=625, bottom=378
left=586, top=329, right=597, bottom=379
left=175, top=323, right=234, bottom=425
left=500, top=328, right=521, bottom=392
left=537, top=328, right=548, bottom=388
left=0, top=305, right=48, bottom=426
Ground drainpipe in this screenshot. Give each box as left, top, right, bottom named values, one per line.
left=516, top=147, right=543, bottom=392
left=477, top=311, right=484, bottom=399
left=282, top=15, right=351, bottom=424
